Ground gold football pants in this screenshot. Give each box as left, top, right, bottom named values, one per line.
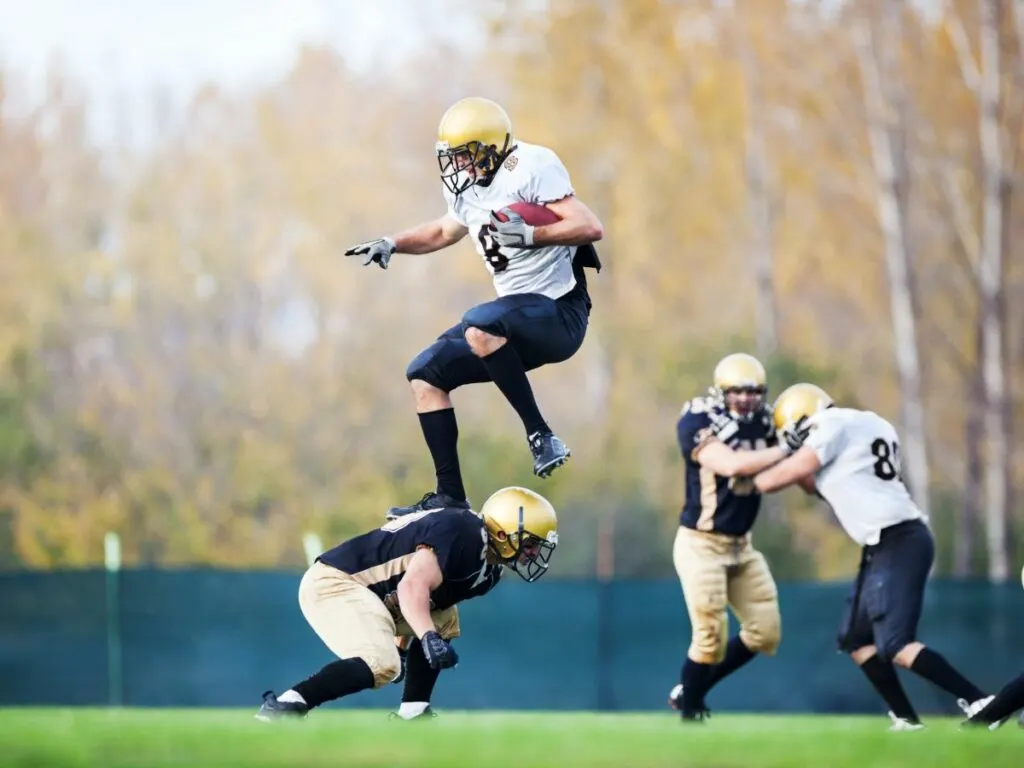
left=673, top=526, right=781, bottom=664
left=298, top=561, right=461, bottom=687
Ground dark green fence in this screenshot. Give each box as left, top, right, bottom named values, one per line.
left=1, top=570, right=1020, bottom=714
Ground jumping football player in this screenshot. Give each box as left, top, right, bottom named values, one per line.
left=344, top=96, right=604, bottom=519
left=255, top=486, right=557, bottom=721
left=754, top=383, right=992, bottom=731
left=669, top=353, right=808, bottom=722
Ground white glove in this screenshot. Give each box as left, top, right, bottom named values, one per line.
left=345, top=237, right=396, bottom=270
left=488, top=208, right=535, bottom=248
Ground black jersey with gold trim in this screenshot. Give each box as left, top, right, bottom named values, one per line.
left=317, top=508, right=490, bottom=601
left=676, top=397, right=776, bottom=536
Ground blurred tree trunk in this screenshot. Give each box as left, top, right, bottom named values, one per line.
left=977, top=0, right=1011, bottom=580
left=736, top=14, right=779, bottom=358
left=852, top=6, right=931, bottom=518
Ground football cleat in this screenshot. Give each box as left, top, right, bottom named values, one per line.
left=529, top=431, right=570, bottom=479
left=958, top=695, right=1007, bottom=731
left=667, top=683, right=710, bottom=723
left=386, top=492, right=470, bottom=520
left=388, top=705, right=439, bottom=721
left=254, top=691, right=308, bottom=722
left=887, top=711, right=924, bottom=732
left=957, top=695, right=995, bottom=719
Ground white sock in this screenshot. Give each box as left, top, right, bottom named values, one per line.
left=397, top=701, right=429, bottom=719
left=277, top=689, right=306, bottom=705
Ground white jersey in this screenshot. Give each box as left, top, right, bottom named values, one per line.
left=804, top=407, right=926, bottom=547
left=443, top=141, right=578, bottom=300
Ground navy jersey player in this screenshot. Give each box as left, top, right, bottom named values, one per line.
left=256, top=487, right=557, bottom=721
left=343, top=96, right=604, bottom=519
left=668, top=353, right=807, bottom=722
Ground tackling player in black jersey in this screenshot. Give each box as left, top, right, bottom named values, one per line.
left=256, top=486, right=558, bottom=721
left=668, top=353, right=807, bottom=721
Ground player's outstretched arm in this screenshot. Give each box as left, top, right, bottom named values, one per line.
left=532, top=195, right=604, bottom=247
left=754, top=447, right=822, bottom=494
left=396, top=547, right=444, bottom=638
left=695, top=440, right=790, bottom=479
left=392, top=214, right=468, bottom=254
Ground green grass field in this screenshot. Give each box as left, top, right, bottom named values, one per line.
left=0, top=708, right=1019, bottom=768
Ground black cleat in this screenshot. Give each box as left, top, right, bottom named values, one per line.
left=668, top=684, right=710, bottom=723
left=386, top=491, right=470, bottom=520
left=388, top=705, right=438, bottom=721
left=529, top=431, right=570, bottom=478
left=254, top=690, right=308, bottom=722
left=680, top=709, right=711, bottom=723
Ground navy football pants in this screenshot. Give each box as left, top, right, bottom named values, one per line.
left=837, top=519, right=934, bottom=661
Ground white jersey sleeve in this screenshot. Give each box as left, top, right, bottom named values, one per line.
left=519, top=148, right=574, bottom=204
left=444, top=194, right=468, bottom=227
left=804, top=413, right=849, bottom=469
left=807, top=408, right=925, bottom=546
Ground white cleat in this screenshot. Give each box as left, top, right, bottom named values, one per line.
left=957, top=695, right=995, bottom=719
left=958, top=695, right=1007, bottom=730
left=887, top=711, right=925, bottom=731
left=667, top=683, right=684, bottom=710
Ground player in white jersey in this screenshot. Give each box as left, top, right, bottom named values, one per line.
left=751, top=383, right=992, bottom=730
left=343, top=97, right=604, bottom=519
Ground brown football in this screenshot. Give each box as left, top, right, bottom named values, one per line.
left=492, top=202, right=561, bottom=226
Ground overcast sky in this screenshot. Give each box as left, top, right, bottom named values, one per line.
left=0, top=0, right=478, bottom=144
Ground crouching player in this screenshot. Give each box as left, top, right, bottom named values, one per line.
left=256, top=487, right=557, bottom=720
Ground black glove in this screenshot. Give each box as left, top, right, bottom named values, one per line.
left=344, top=237, right=396, bottom=269
left=420, top=630, right=459, bottom=671
left=780, top=416, right=812, bottom=456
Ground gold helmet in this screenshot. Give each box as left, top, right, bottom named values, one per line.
left=436, top=97, right=514, bottom=197
left=479, top=486, right=557, bottom=583
left=712, top=353, right=767, bottom=421
left=772, top=382, right=834, bottom=435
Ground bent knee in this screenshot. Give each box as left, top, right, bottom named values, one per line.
left=370, top=647, right=403, bottom=688
left=739, top=604, right=782, bottom=655
left=462, top=325, right=505, bottom=356
left=885, top=640, right=920, bottom=666
left=689, top=615, right=727, bottom=664
left=462, top=325, right=491, bottom=345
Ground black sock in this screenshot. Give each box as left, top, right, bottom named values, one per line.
left=417, top=409, right=466, bottom=501
left=706, top=636, right=758, bottom=692
left=402, top=638, right=442, bottom=703
left=477, top=344, right=549, bottom=436
left=292, top=657, right=375, bottom=709
left=680, top=657, right=714, bottom=712
left=974, top=672, right=1024, bottom=723
left=909, top=647, right=985, bottom=702
left=859, top=655, right=919, bottom=722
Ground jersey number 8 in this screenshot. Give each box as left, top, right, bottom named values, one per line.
left=477, top=229, right=510, bottom=273
left=871, top=438, right=902, bottom=481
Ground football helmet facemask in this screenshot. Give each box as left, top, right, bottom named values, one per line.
left=711, top=353, right=768, bottom=422
left=772, top=382, right=834, bottom=440
left=479, top=486, right=557, bottom=583
left=436, top=97, right=514, bottom=197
